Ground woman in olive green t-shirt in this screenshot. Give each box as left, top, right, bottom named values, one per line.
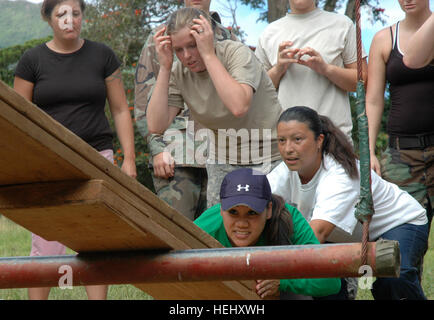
left=147, top=7, right=283, bottom=208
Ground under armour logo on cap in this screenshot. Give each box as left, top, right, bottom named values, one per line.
left=220, top=168, right=272, bottom=213
left=237, top=184, right=250, bottom=192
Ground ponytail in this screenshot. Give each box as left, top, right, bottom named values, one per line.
left=319, top=115, right=359, bottom=179
left=264, top=195, right=294, bottom=246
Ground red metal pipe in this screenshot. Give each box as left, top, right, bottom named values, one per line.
left=0, top=242, right=399, bottom=289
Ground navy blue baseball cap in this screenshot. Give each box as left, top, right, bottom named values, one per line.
left=220, top=168, right=272, bottom=213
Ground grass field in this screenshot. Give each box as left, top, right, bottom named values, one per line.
left=0, top=215, right=152, bottom=300
left=0, top=215, right=432, bottom=300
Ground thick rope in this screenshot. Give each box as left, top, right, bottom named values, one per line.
left=355, top=0, right=364, bottom=82
left=354, top=0, right=374, bottom=267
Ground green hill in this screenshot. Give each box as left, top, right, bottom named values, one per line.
left=0, top=0, right=51, bottom=49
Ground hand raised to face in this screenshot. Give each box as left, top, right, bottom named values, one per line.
left=153, top=26, right=174, bottom=71
left=190, top=15, right=215, bottom=60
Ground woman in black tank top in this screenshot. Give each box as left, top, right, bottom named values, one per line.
left=385, top=21, right=434, bottom=138
left=366, top=0, right=433, bottom=172
left=365, top=1, right=433, bottom=290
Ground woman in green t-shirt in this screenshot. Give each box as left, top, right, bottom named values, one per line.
left=194, top=168, right=341, bottom=299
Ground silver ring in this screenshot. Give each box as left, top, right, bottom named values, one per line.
left=198, top=28, right=204, bottom=33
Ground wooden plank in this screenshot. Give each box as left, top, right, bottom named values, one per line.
left=0, top=99, right=200, bottom=250
left=0, top=81, right=243, bottom=257
left=0, top=85, right=212, bottom=248
left=0, top=104, right=88, bottom=185
left=134, top=282, right=259, bottom=300
left=0, top=180, right=170, bottom=251
left=0, top=82, right=195, bottom=231
left=0, top=81, right=257, bottom=299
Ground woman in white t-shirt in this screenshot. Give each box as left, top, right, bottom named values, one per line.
left=255, top=0, right=368, bottom=141
left=147, top=7, right=283, bottom=208
left=267, top=106, right=428, bottom=300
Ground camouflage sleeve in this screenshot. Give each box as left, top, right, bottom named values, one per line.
left=147, top=114, right=188, bottom=157
left=134, top=27, right=175, bottom=158
left=134, top=30, right=159, bottom=139
left=213, top=20, right=240, bottom=42
left=230, top=31, right=240, bottom=42
left=147, top=133, right=168, bottom=157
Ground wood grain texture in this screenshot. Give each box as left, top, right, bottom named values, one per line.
left=0, top=180, right=170, bottom=251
